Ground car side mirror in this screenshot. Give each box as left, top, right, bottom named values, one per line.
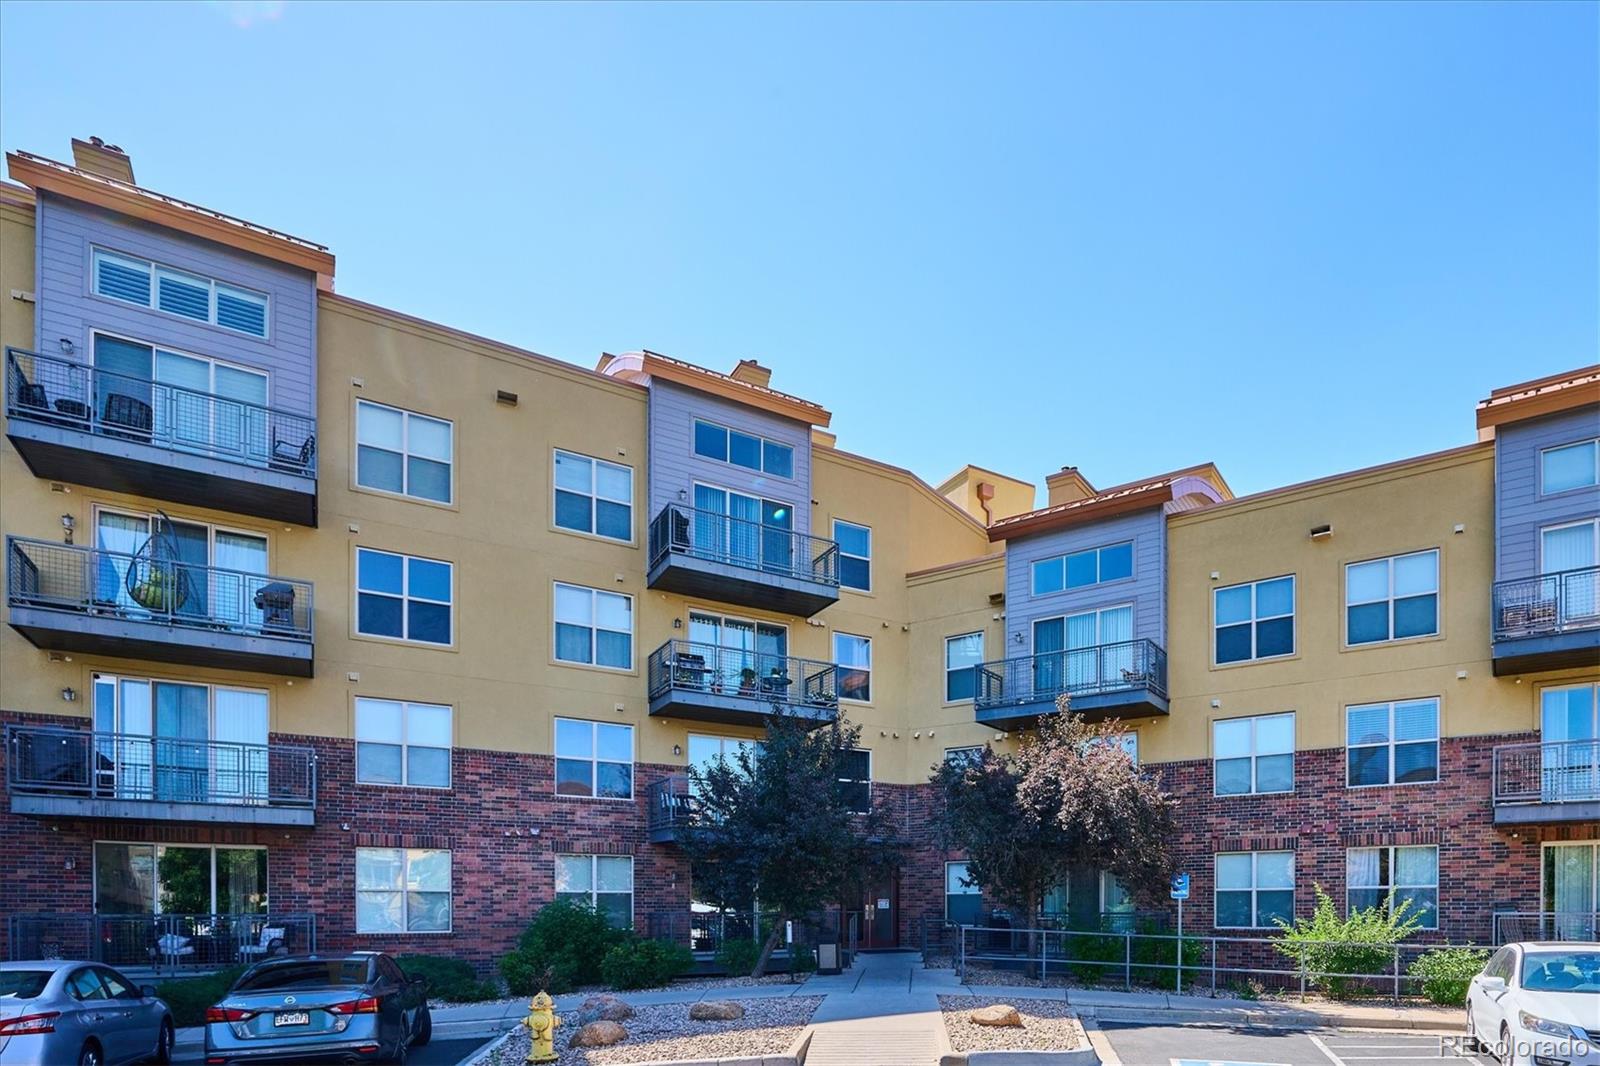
left=1479, top=975, right=1506, bottom=994
left=140, top=985, right=158, bottom=998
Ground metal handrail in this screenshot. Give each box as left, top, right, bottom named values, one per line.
left=6, top=535, right=314, bottom=640
left=7, top=911, right=318, bottom=971
left=6, top=724, right=316, bottom=808
left=5, top=347, right=317, bottom=476
left=647, top=503, right=840, bottom=587
left=1492, top=911, right=1600, bottom=944
left=1492, top=565, right=1600, bottom=640
left=646, top=639, right=840, bottom=711
left=647, top=773, right=696, bottom=835
left=1492, top=738, right=1600, bottom=805
left=974, top=638, right=1168, bottom=711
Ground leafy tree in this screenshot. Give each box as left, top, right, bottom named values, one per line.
left=678, top=708, right=894, bottom=976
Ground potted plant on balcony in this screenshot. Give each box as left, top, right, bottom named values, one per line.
left=129, top=566, right=181, bottom=612
left=738, top=667, right=758, bottom=695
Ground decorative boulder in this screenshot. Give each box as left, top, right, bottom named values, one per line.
left=570, top=1020, right=628, bottom=1047
left=969, top=1004, right=1022, bottom=1027
left=690, top=1000, right=746, bottom=1021
left=579, top=995, right=635, bottom=1022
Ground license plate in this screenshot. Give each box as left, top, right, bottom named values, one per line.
left=273, top=1011, right=310, bottom=1027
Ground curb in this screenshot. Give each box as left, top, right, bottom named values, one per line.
left=459, top=1026, right=517, bottom=1066
left=1082, top=1005, right=1461, bottom=1034
left=940, top=1050, right=1098, bottom=1066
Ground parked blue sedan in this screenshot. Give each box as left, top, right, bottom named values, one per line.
left=0, top=960, right=174, bottom=1066
left=204, top=952, right=431, bottom=1065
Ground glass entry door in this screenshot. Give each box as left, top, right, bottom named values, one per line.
left=1542, top=684, right=1600, bottom=803
left=1066, top=605, right=1134, bottom=692
left=1543, top=843, right=1599, bottom=940
left=691, top=485, right=794, bottom=572
left=93, top=677, right=268, bottom=804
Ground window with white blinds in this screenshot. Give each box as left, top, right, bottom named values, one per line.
left=92, top=248, right=270, bottom=339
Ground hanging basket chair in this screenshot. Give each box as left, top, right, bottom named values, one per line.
left=126, top=512, right=194, bottom=613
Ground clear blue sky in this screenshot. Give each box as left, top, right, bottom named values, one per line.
left=3, top=1, right=1594, bottom=498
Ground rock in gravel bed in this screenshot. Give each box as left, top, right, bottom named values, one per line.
left=570, top=1020, right=628, bottom=1047
left=969, top=1004, right=1021, bottom=1027
left=579, top=995, right=636, bottom=1022
left=689, top=1000, right=744, bottom=1021
left=482, top=996, right=821, bottom=1065
left=940, top=995, right=1084, bottom=1054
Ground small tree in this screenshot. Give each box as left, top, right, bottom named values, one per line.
left=1273, top=885, right=1421, bottom=999
left=679, top=708, right=893, bottom=976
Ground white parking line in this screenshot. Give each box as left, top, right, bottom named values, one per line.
left=1308, top=1034, right=1348, bottom=1066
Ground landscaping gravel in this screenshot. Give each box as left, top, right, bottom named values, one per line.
left=940, top=995, right=1084, bottom=1054
left=436, top=973, right=801, bottom=1009
left=482, top=996, right=822, bottom=1065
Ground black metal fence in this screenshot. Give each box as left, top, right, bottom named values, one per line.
left=1492, top=565, right=1600, bottom=640
left=646, top=639, right=840, bottom=713
left=1494, top=738, right=1600, bottom=807
left=1493, top=911, right=1600, bottom=943
left=647, top=503, right=840, bottom=587
left=6, top=912, right=317, bottom=974
left=974, top=638, right=1169, bottom=711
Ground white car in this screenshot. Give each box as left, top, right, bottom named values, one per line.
left=1466, top=942, right=1600, bottom=1066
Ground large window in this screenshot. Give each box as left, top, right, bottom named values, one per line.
left=946, top=861, right=982, bottom=924
left=1542, top=519, right=1599, bottom=574
left=356, top=548, right=453, bottom=645
left=834, top=520, right=872, bottom=591
left=1031, top=541, right=1134, bottom=596
left=553, top=583, right=633, bottom=669
left=94, top=842, right=266, bottom=915
left=554, top=450, right=632, bottom=541
left=356, top=400, right=454, bottom=504
left=91, top=335, right=272, bottom=464
left=1543, top=439, right=1599, bottom=495
left=944, top=745, right=985, bottom=767
left=839, top=749, right=872, bottom=813
left=1214, top=851, right=1294, bottom=929
left=355, top=848, right=451, bottom=933
left=1214, top=576, right=1295, bottom=664
left=90, top=675, right=268, bottom=805
left=554, top=718, right=633, bottom=799
left=945, top=632, right=984, bottom=702
left=355, top=698, right=452, bottom=788
left=1213, top=712, right=1295, bottom=796
left=1346, top=550, right=1439, bottom=645
left=1347, top=846, right=1438, bottom=929
left=835, top=633, right=872, bottom=702
left=1346, top=698, right=1439, bottom=786
left=93, top=248, right=270, bottom=338
left=692, top=419, right=794, bottom=478
left=556, top=855, right=633, bottom=926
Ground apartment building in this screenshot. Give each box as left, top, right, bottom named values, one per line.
left=0, top=138, right=1593, bottom=970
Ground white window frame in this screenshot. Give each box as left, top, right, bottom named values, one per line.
left=355, top=847, right=452, bottom=934
left=553, top=448, right=633, bottom=542
left=355, top=399, right=455, bottom=505
left=1344, top=549, right=1440, bottom=646
left=834, top=519, right=872, bottom=592
left=1541, top=438, right=1600, bottom=496
left=1031, top=541, right=1135, bottom=596
left=354, top=697, right=453, bottom=789
left=944, top=631, right=984, bottom=704
left=1213, top=575, right=1297, bottom=664
left=552, top=582, right=635, bottom=671
left=92, top=247, right=271, bottom=339
left=1214, top=850, right=1295, bottom=930
left=838, top=747, right=872, bottom=813
left=1540, top=518, right=1600, bottom=574
left=691, top=418, right=795, bottom=478
left=354, top=547, right=454, bottom=646
left=553, top=717, right=635, bottom=800
left=834, top=632, right=872, bottom=703
left=92, top=840, right=267, bottom=914
left=555, top=853, right=635, bottom=924
left=1212, top=712, right=1295, bottom=797
left=1344, top=697, right=1440, bottom=788
left=1346, top=845, right=1439, bottom=930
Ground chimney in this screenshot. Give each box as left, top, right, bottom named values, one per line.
left=729, top=359, right=772, bottom=389
left=71, top=137, right=135, bottom=184
left=1045, top=466, right=1096, bottom=507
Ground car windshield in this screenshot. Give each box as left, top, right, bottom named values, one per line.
left=233, top=961, right=370, bottom=992
left=1521, top=950, right=1600, bottom=993
left=0, top=971, right=53, bottom=998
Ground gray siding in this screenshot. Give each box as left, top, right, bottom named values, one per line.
left=647, top=379, right=813, bottom=534
left=34, top=193, right=317, bottom=418
left=1495, top=406, right=1600, bottom=581
left=1003, top=506, right=1167, bottom=655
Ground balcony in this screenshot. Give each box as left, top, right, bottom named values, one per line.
left=1493, top=911, right=1600, bottom=944
left=1491, top=566, right=1600, bottom=675
left=6, top=912, right=317, bottom=973
left=647, top=773, right=695, bottom=844
left=1491, top=738, right=1600, bottom=825
left=5, top=348, right=318, bottom=526
left=6, top=536, right=314, bottom=677
left=974, top=639, right=1169, bottom=731
left=646, top=639, right=840, bottom=727
left=6, top=724, right=316, bottom=826
left=646, top=503, right=840, bottom=616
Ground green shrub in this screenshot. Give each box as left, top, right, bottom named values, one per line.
left=1273, top=884, right=1420, bottom=999
left=1408, top=947, right=1489, bottom=1005
left=1059, top=928, right=1123, bottom=984
left=153, top=965, right=248, bottom=1028
left=500, top=899, right=629, bottom=994
left=396, top=954, right=499, bottom=1002
left=1129, top=919, right=1208, bottom=991
left=715, top=938, right=763, bottom=976
left=788, top=943, right=817, bottom=977
left=600, top=939, right=695, bottom=990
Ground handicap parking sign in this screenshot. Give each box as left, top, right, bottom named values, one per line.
left=1170, top=872, right=1190, bottom=900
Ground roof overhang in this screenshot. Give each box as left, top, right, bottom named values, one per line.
left=1476, top=366, right=1600, bottom=433
left=599, top=350, right=831, bottom=426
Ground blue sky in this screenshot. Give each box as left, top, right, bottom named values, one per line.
left=2, top=1, right=1594, bottom=499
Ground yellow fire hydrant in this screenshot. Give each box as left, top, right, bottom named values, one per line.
left=522, top=990, right=560, bottom=1064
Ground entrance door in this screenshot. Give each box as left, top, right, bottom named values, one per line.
left=1543, top=843, right=1598, bottom=940
left=1542, top=683, right=1600, bottom=803
left=862, top=876, right=899, bottom=949
left=1065, top=605, right=1134, bottom=692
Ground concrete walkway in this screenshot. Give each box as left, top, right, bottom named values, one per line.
left=804, top=951, right=948, bottom=1065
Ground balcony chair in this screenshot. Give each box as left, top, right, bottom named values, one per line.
left=149, top=930, right=197, bottom=972
left=270, top=432, right=316, bottom=474
left=102, top=392, right=153, bottom=441
left=238, top=925, right=288, bottom=963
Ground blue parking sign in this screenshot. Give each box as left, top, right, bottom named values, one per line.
left=1170, top=872, right=1190, bottom=900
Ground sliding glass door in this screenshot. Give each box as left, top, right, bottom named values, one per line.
left=1543, top=843, right=1599, bottom=940
left=92, top=677, right=268, bottom=805
left=92, top=334, right=270, bottom=461
left=691, top=485, right=794, bottom=572
left=94, top=842, right=267, bottom=915
left=94, top=509, right=268, bottom=628
left=688, top=611, right=788, bottom=693
left=1542, top=683, right=1600, bottom=803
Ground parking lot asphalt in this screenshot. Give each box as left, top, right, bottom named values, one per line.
left=173, top=1034, right=494, bottom=1066
left=1099, top=1022, right=1497, bottom=1066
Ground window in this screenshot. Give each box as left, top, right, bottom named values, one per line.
left=835, top=633, right=872, bottom=702
left=91, top=334, right=272, bottom=462
left=355, top=698, right=452, bottom=788
left=553, top=450, right=632, bottom=540
left=1542, top=519, right=1599, bottom=574
left=1214, top=576, right=1295, bottom=664
left=1543, top=439, right=1599, bottom=495
left=556, top=854, right=633, bottom=926
left=1346, top=550, right=1439, bottom=645
left=1347, top=845, right=1438, bottom=929
left=1031, top=541, right=1134, bottom=596
left=554, top=718, right=634, bottom=798
left=356, top=548, right=453, bottom=645
left=692, top=419, right=794, bottom=477
left=946, top=861, right=982, bottom=924
left=93, top=842, right=266, bottom=914
left=1346, top=698, right=1440, bottom=786
left=355, top=848, right=451, bottom=933
left=1214, top=851, right=1294, bottom=929
left=1213, top=712, right=1295, bottom=796
left=92, top=248, right=270, bottom=338
left=838, top=749, right=871, bottom=813
left=835, top=520, right=872, bottom=591
left=553, top=583, right=633, bottom=669
left=945, top=632, right=984, bottom=702
left=944, top=746, right=984, bottom=767
left=356, top=400, right=454, bottom=504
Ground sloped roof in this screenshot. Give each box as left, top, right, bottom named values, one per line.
left=987, top=463, right=1230, bottom=542
left=1476, top=365, right=1600, bottom=431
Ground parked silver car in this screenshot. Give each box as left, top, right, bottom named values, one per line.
left=0, top=960, right=174, bottom=1066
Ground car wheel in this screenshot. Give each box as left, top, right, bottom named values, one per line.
left=1497, top=1023, right=1512, bottom=1065
left=78, top=1041, right=103, bottom=1066
left=388, top=1028, right=410, bottom=1066
left=154, top=1018, right=175, bottom=1064
left=412, top=1006, right=432, bottom=1047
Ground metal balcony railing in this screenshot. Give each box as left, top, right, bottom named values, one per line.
left=647, top=503, right=840, bottom=587
left=6, top=725, right=317, bottom=809
left=1492, top=738, right=1600, bottom=807
left=6, top=911, right=317, bottom=972
left=6, top=536, right=314, bottom=640
left=647, top=773, right=696, bottom=838
left=1493, top=911, right=1600, bottom=944
left=974, top=638, right=1168, bottom=711
left=1492, top=566, right=1600, bottom=641
left=5, top=347, right=317, bottom=476
left=647, top=639, right=840, bottom=711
